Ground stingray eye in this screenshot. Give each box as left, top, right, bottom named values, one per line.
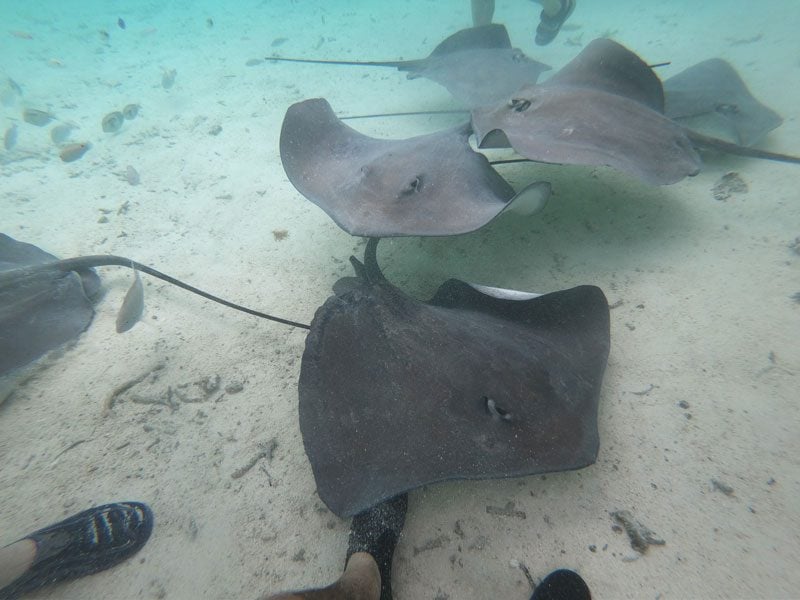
left=484, top=396, right=512, bottom=422
left=511, top=51, right=524, bottom=63
left=509, top=98, right=531, bottom=112
left=401, top=175, right=424, bottom=195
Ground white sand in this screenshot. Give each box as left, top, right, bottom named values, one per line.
left=1, top=0, right=798, bottom=598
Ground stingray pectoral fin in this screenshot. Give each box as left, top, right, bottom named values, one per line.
left=687, top=129, right=800, bottom=165
left=501, top=181, right=551, bottom=216
left=474, top=127, right=511, bottom=149
left=115, top=269, right=144, bottom=333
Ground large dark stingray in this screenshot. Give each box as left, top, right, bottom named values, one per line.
left=299, top=239, right=610, bottom=517
left=3, top=234, right=611, bottom=525
left=280, top=97, right=551, bottom=237
left=663, top=58, right=783, bottom=147
left=268, top=24, right=550, bottom=108
left=0, top=233, right=306, bottom=377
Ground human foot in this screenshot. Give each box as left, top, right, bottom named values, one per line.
left=346, top=494, right=408, bottom=600
left=0, top=502, right=153, bottom=599
left=535, top=0, right=576, bottom=45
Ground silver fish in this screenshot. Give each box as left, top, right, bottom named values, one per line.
left=101, top=111, right=124, bottom=133
left=116, top=269, right=144, bottom=333
left=22, top=108, right=54, bottom=126
left=59, top=142, right=91, bottom=162
left=3, top=123, right=18, bottom=150
left=50, top=123, right=74, bottom=143
left=122, top=103, right=140, bottom=120
left=1, top=78, right=22, bottom=107
left=161, top=68, right=177, bottom=89
left=125, top=165, right=140, bottom=185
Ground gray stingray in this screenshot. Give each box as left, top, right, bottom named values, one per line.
left=268, top=24, right=550, bottom=108
left=0, top=233, right=307, bottom=377
left=298, top=239, right=610, bottom=517
left=0, top=233, right=101, bottom=376
left=472, top=38, right=800, bottom=184
left=280, top=97, right=551, bottom=237
left=471, top=38, right=703, bottom=185
left=663, top=58, right=782, bottom=147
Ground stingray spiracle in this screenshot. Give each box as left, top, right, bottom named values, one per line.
left=484, top=396, right=512, bottom=421
left=401, top=175, right=424, bottom=195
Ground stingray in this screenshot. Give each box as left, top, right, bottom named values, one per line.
left=0, top=233, right=307, bottom=378
left=3, top=233, right=611, bottom=522
left=280, top=97, right=551, bottom=237
left=267, top=24, right=550, bottom=109
left=471, top=38, right=704, bottom=185
left=663, top=58, right=783, bottom=147
left=299, top=238, right=610, bottom=517
left=0, top=234, right=101, bottom=376
left=472, top=38, right=800, bottom=184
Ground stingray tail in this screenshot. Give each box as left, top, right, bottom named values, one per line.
left=266, top=56, right=403, bottom=69
left=49, top=255, right=310, bottom=330
left=348, top=238, right=387, bottom=285
left=687, top=130, right=800, bottom=165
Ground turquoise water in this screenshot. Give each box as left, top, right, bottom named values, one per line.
left=1, top=1, right=799, bottom=598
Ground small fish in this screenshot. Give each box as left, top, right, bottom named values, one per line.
left=161, top=68, right=177, bottom=89
left=101, top=110, right=124, bottom=133
left=3, top=123, right=18, bottom=150
left=271, top=37, right=288, bottom=47
left=59, top=142, right=91, bottom=162
left=98, top=29, right=110, bottom=43
left=7, top=78, right=22, bottom=95
left=9, top=30, right=33, bottom=40
left=116, top=269, right=144, bottom=333
left=117, top=18, right=126, bottom=30
left=22, top=108, right=54, bottom=126
left=50, top=123, right=74, bottom=143
left=206, top=17, right=214, bottom=28
left=122, top=103, right=140, bottom=120
left=1, top=79, right=22, bottom=108
left=125, top=165, right=140, bottom=185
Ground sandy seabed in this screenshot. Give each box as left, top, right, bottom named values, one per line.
left=1, top=1, right=799, bottom=598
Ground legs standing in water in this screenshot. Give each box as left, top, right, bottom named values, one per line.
left=265, top=553, right=381, bottom=600
left=260, top=492, right=591, bottom=600
left=470, top=0, right=576, bottom=45
left=471, top=0, right=495, bottom=26
left=0, top=502, right=153, bottom=599
left=261, top=494, right=408, bottom=600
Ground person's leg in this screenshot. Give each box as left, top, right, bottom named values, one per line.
left=0, top=502, right=153, bottom=600
left=264, top=552, right=380, bottom=600
left=260, top=494, right=408, bottom=600
left=0, top=540, right=36, bottom=590
left=533, top=0, right=576, bottom=45
left=471, top=0, right=495, bottom=26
